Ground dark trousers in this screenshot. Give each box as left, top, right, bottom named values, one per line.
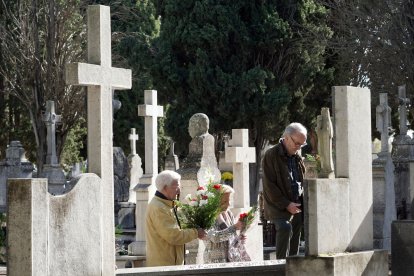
left=272, top=213, right=302, bottom=259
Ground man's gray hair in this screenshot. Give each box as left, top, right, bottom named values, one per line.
left=282, top=122, right=307, bottom=137
left=155, top=170, right=181, bottom=191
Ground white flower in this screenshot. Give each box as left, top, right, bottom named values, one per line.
left=185, top=194, right=193, bottom=202
left=196, top=188, right=207, bottom=196
left=189, top=200, right=199, bottom=207
left=199, top=199, right=208, bottom=206
left=206, top=192, right=215, bottom=198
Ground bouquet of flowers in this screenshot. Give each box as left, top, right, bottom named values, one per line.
left=176, top=182, right=223, bottom=229
left=238, top=205, right=258, bottom=234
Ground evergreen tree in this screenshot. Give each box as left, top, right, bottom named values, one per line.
left=153, top=0, right=332, bottom=202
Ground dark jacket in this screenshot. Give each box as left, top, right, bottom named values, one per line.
left=262, top=142, right=305, bottom=220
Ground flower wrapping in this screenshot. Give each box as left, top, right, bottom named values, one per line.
left=238, top=206, right=258, bottom=234
left=176, top=182, right=223, bottom=229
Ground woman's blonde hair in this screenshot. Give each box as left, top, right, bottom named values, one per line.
left=221, top=184, right=234, bottom=194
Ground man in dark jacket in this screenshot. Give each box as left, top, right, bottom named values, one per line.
left=262, top=123, right=307, bottom=259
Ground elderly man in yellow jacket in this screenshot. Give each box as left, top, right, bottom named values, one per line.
left=145, top=170, right=207, bottom=266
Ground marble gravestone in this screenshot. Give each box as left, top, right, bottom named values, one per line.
left=7, top=5, right=132, bottom=276
left=286, top=86, right=388, bottom=276
left=225, top=129, right=263, bottom=262
left=39, top=100, right=66, bottom=195
left=128, top=128, right=143, bottom=204
left=0, top=141, right=34, bottom=213
left=129, top=90, right=163, bottom=256
left=177, top=113, right=221, bottom=264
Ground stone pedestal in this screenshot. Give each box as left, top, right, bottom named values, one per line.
left=372, top=153, right=396, bottom=250
left=129, top=175, right=156, bottom=256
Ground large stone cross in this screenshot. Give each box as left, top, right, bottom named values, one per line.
left=138, top=90, right=164, bottom=175
left=42, top=100, right=61, bottom=165
left=398, top=85, right=410, bottom=136
left=376, top=93, right=391, bottom=153
left=65, top=5, right=131, bottom=273
left=129, top=128, right=139, bottom=155
left=225, top=129, right=256, bottom=208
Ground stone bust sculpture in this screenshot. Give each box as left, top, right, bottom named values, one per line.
left=188, top=113, right=209, bottom=138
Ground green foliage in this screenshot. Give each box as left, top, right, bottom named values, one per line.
left=60, top=118, right=87, bottom=169
left=115, top=224, right=123, bottom=237
left=176, top=182, right=223, bottom=229
left=153, top=0, right=332, bottom=155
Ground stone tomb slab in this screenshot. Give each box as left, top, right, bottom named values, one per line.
left=116, top=260, right=285, bottom=276
left=286, top=250, right=388, bottom=276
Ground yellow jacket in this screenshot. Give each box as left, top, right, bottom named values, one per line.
left=145, top=195, right=198, bottom=266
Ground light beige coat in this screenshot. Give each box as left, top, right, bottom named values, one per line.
left=145, top=195, right=198, bottom=266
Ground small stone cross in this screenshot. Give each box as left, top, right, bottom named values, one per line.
left=225, top=129, right=256, bottom=208
left=398, top=85, right=410, bottom=136
left=42, top=100, right=61, bottom=165
left=129, top=128, right=139, bottom=155
left=138, top=90, right=164, bottom=175
left=376, top=93, right=391, bottom=153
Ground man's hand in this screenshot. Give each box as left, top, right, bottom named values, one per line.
left=197, top=228, right=207, bottom=240
left=286, top=202, right=301, bottom=215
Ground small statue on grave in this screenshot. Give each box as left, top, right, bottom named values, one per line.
left=316, top=107, right=334, bottom=179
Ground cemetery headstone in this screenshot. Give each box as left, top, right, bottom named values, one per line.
left=286, top=86, right=388, bottom=276
left=218, top=134, right=232, bottom=172
left=225, top=129, right=263, bottom=262
left=164, top=139, right=179, bottom=171
left=176, top=113, right=221, bottom=264
left=7, top=5, right=132, bottom=276
left=392, top=85, right=414, bottom=219
left=372, top=93, right=396, bottom=250
left=39, top=100, right=66, bottom=195
left=0, top=141, right=34, bottom=213
left=128, top=128, right=143, bottom=204
left=129, top=90, right=163, bottom=256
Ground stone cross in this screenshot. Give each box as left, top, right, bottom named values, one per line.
left=65, top=5, right=132, bottom=273
left=129, top=128, right=139, bottom=155
left=398, top=85, right=410, bottom=136
left=376, top=93, right=391, bottom=153
left=225, top=129, right=256, bottom=208
left=138, top=90, right=164, bottom=175
left=42, top=100, right=61, bottom=165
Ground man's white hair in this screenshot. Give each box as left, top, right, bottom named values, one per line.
left=155, top=170, right=181, bottom=191
left=282, top=122, right=307, bottom=137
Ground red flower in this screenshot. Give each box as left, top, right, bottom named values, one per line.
left=202, top=195, right=208, bottom=200
left=239, top=213, right=248, bottom=220
left=197, top=186, right=205, bottom=191
left=213, top=184, right=221, bottom=190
